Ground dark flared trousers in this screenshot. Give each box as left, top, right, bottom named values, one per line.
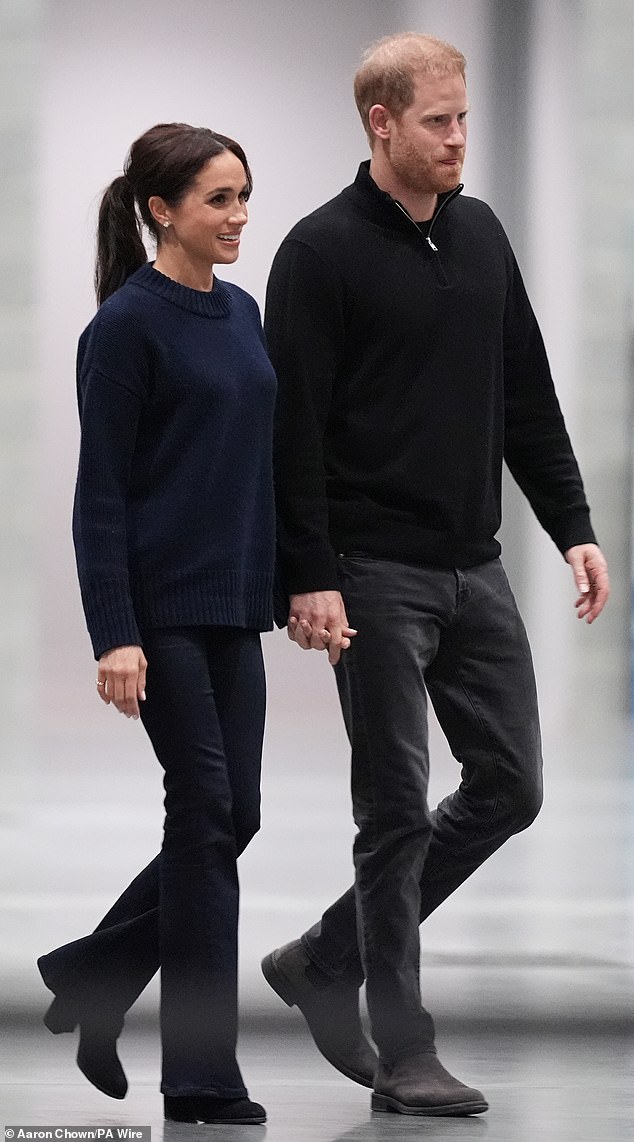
left=302, top=557, right=544, bottom=1063
left=38, top=626, right=266, bottom=1098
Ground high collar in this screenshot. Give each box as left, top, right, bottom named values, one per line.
left=347, top=160, right=463, bottom=233
left=128, top=262, right=233, bottom=318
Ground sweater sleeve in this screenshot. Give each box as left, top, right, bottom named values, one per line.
left=72, top=316, right=147, bottom=658
left=265, top=238, right=345, bottom=594
left=502, top=248, right=597, bottom=553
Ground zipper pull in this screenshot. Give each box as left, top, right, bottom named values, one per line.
left=426, top=236, right=438, bottom=253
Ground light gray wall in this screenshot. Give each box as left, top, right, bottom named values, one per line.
left=574, top=0, right=633, bottom=717
left=4, top=0, right=632, bottom=781
left=494, top=0, right=634, bottom=731
left=0, top=0, right=41, bottom=807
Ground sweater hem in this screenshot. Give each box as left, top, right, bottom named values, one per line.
left=131, top=569, right=274, bottom=634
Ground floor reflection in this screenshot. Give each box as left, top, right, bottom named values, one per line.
left=2, top=1024, right=632, bottom=1142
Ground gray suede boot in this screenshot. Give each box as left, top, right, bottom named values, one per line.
left=372, top=1050, right=489, bottom=1116
left=261, top=939, right=377, bottom=1087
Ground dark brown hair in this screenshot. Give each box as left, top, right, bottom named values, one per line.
left=95, top=122, right=252, bottom=304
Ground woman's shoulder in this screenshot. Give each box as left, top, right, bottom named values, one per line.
left=77, top=279, right=157, bottom=389
left=79, top=275, right=156, bottom=353
left=89, top=275, right=154, bottom=328
left=219, top=279, right=263, bottom=323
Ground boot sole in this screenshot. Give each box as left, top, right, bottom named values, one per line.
left=165, top=1113, right=266, bottom=1125
left=261, top=952, right=375, bottom=1089
left=164, top=1096, right=266, bottom=1124
left=372, top=1092, right=489, bottom=1117
left=199, top=1115, right=265, bottom=1125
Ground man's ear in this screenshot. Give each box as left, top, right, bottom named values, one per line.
left=368, top=104, right=392, bottom=142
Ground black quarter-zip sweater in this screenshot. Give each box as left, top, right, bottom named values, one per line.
left=265, top=161, right=596, bottom=595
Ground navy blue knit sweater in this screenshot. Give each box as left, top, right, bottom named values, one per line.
left=73, top=263, right=277, bottom=659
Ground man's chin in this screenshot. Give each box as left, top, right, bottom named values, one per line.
left=437, top=164, right=463, bottom=186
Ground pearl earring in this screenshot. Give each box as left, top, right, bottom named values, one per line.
left=163, top=221, right=170, bottom=229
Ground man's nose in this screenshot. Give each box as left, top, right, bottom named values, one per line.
left=446, top=118, right=466, bottom=145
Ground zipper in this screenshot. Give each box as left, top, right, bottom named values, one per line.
left=391, top=184, right=463, bottom=252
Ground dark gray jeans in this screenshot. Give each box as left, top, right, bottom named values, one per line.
left=303, top=556, right=543, bottom=1063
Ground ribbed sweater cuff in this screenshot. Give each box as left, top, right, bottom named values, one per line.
left=282, top=543, right=344, bottom=598
left=79, top=577, right=142, bottom=660
left=549, top=508, right=597, bottom=555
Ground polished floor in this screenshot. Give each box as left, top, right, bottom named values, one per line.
left=2, top=1020, right=633, bottom=1142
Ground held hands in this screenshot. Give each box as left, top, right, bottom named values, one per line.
left=96, top=645, right=147, bottom=718
left=288, top=590, right=358, bottom=665
left=564, top=543, right=610, bottom=623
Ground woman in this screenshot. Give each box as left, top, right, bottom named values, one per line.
left=37, top=123, right=276, bottom=1125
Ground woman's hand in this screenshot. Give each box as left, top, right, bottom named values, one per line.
left=288, top=591, right=358, bottom=665
left=96, top=645, right=147, bottom=719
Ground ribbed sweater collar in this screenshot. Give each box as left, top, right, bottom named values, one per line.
left=129, top=262, right=233, bottom=318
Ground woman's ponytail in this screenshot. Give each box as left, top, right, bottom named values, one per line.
left=95, top=175, right=147, bottom=306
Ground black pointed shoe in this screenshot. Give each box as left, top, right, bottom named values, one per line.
left=372, top=1050, right=489, bottom=1116
left=261, top=939, right=377, bottom=1087
left=164, top=1095, right=266, bottom=1124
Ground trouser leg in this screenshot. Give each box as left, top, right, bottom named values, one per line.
left=39, top=625, right=265, bottom=1098
left=320, top=557, right=451, bottom=1060
left=41, top=677, right=263, bottom=1010
left=416, top=559, right=543, bottom=916
left=37, top=857, right=162, bottom=1016
left=303, top=559, right=542, bottom=1020
left=139, top=626, right=264, bottom=1097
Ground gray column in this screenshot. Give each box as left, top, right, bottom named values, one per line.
left=0, top=0, right=42, bottom=805
left=573, top=0, right=633, bottom=722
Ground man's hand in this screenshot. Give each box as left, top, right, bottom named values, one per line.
left=288, top=590, right=358, bottom=665
left=564, top=543, right=610, bottom=624
left=97, top=645, right=147, bottom=718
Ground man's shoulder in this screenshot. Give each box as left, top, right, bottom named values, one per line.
left=220, top=279, right=261, bottom=318
left=281, top=185, right=505, bottom=244
left=282, top=184, right=360, bottom=249
left=452, top=192, right=507, bottom=234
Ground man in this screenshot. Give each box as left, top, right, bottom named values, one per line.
left=262, top=32, right=609, bottom=1118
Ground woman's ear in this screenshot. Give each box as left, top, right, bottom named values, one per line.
left=148, top=194, right=171, bottom=229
